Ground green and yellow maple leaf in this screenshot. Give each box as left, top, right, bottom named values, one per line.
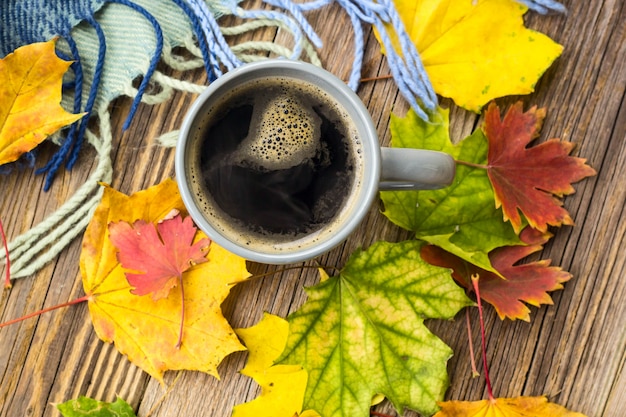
left=378, top=0, right=563, bottom=111
left=0, top=39, right=84, bottom=165
left=380, top=107, right=522, bottom=273
left=57, top=396, right=136, bottom=417
left=279, top=240, right=473, bottom=417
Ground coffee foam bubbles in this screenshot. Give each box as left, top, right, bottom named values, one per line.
left=235, top=92, right=321, bottom=170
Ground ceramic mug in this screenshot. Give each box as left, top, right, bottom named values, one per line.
left=176, top=60, right=455, bottom=264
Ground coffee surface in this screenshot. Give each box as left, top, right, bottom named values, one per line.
left=188, top=76, right=362, bottom=250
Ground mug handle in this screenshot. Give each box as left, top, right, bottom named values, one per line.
left=379, top=148, right=456, bottom=191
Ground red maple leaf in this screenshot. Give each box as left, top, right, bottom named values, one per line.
left=484, top=102, right=596, bottom=233
left=421, top=227, right=571, bottom=321
left=108, top=212, right=211, bottom=301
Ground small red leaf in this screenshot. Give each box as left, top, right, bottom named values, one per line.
left=108, top=214, right=211, bottom=300
left=421, top=227, right=571, bottom=321
left=484, top=102, right=596, bottom=233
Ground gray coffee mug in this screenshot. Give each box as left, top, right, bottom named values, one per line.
left=176, top=60, right=455, bottom=264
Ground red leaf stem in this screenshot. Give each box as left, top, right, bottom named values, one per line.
left=0, top=294, right=90, bottom=328
left=471, top=274, right=495, bottom=402
left=176, top=276, right=185, bottom=349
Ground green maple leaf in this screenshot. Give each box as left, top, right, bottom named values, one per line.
left=57, top=397, right=136, bottom=417
left=279, top=240, right=473, bottom=417
left=380, top=107, right=522, bottom=273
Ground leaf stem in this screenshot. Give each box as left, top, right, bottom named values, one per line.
left=0, top=218, right=11, bottom=289
left=456, top=159, right=489, bottom=170
left=144, top=371, right=183, bottom=417
left=359, top=74, right=393, bottom=83
left=0, top=294, right=91, bottom=328
left=466, top=308, right=480, bottom=378
left=176, top=275, right=185, bottom=349
left=471, top=274, right=495, bottom=401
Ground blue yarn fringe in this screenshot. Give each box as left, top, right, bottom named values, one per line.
left=517, top=0, right=567, bottom=14
left=38, top=0, right=163, bottom=190
left=171, top=0, right=213, bottom=76
left=108, top=0, right=164, bottom=131
left=68, top=15, right=106, bottom=169
left=0, top=0, right=566, bottom=189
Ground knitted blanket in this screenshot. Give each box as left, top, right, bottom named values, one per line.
left=0, top=0, right=565, bottom=278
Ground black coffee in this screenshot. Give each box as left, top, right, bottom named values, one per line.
left=189, top=76, right=361, bottom=247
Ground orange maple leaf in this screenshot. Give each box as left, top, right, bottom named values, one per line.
left=80, top=179, right=250, bottom=382
left=421, top=227, right=571, bottom=321
left=0, top=39, right=84, bottom=165
left=484, top=102, right=596, bottom=233
left=108, top=214, right=211, bottom=300
left=434, top=396, right=588, bottom=417
left=108, top=212, right=212, bottom=348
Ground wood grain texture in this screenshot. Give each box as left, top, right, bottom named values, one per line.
left=1, top=0, right=624, bottom=416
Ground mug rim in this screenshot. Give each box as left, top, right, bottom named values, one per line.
left=175, top=59, right=381, bottom=264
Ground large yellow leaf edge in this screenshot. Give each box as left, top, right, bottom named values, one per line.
left=375, top=0, right=563, bottom=113
left=434, top=396, right=588, bottom=417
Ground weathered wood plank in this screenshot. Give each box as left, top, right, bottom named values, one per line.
left=0, top=0, right=624, bottom=416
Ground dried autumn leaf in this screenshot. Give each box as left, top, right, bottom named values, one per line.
left=80, top=178, right=251, bottom=382
left=434, top=395, right=588, bottom=417
left=484, top=102, right=597, bottom=233
left=108, top=214, right=210, bottom=300
left=421, top=227, right=571, bottom=321
left=233, top=313, right=319, bottom=417
left=279, top=240, right=473, bottom=417
left=109, top=212, right=212, bottom=348
left=57, top=396, right=136, bottom=417
left=379, top=0, right=563, bottom=111
left=0, top=39, right=84, bottom=165
left=380, top=107, right=522, bottom=274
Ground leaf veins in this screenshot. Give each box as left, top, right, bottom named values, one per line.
left=484, top=102, right=596, bottom=233
left=421, top=227, right=571, bottom=321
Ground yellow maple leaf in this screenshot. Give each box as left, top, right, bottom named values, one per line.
left=381, top=0, right=563, bottom=112
left=232, top=273, right=386, bottom=417
left=80, top=178, right=251, bottom=382
left=0, top=39, right=84, bottom=165
left=434, top=396, right=588, bottom=417
left=233, top=313, right=319, bottom=417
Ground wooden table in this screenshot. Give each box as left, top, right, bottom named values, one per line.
left=1, top=1, right=624, bottom=416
